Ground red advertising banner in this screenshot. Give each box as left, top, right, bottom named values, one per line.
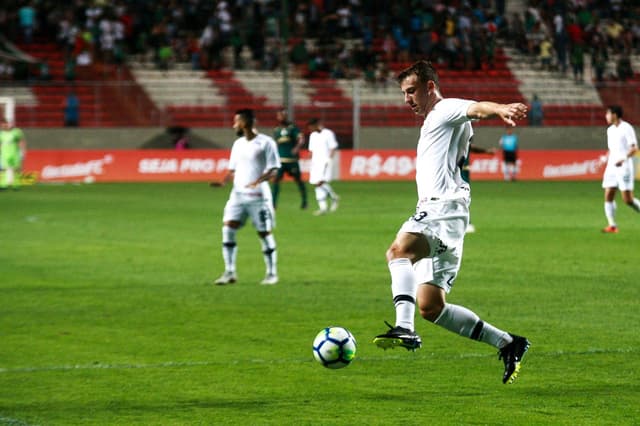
left=23, top=149, right=624, bottom=183
left=340, top=149, right=612, bottom=181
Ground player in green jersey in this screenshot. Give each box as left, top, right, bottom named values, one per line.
left=0, top=117, right=27, bottom=190
left=460, top=140, right=496, bottom=233
left=271, top=109, right=308, bottom=209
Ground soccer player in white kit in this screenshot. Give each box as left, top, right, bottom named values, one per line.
left=601, top=105, right=640, bottom=233
left=307, top=118, right=340, bottom=215
left=211, top=109, right=281, bottom=285
left=372, top=60, right=531, bottom=384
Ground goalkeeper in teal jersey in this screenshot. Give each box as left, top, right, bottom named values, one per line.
left=272, top=109, right=308, bottom=209
left=0, top=117, right=27, bottom=190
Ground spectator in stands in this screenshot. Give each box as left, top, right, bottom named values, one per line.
left=570, top=41, right=585, bottom=83
left=18, top=1, right=37, bottom=44
left=39, top=59, right=52, bottom=81
left=616, top=53, right=633, bottom=81
left=591, top=35, right=609, bottom=84
left=539, top=36, right=553, bottom=71
left=529, top=94, right=543, bottom=126
left=63, top=91, right=80, bottom=127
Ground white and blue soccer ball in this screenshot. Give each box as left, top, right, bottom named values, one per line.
left=312, top=326, right=357, bottom=369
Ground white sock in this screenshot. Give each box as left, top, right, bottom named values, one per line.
left=434, top=303, right=512, bottom=349
left=321, top=183, right=338, bottom=200
left=604, top=201, right=617, bottom=226
left=389, top=258, right=416, bottom=331
left=315, top=186, right=328, bottom=211
left=260, top=234, right=277, bottom=276
left=222, top=226, right=237, bottom=272
left=630, top=198, right=640, bottom=212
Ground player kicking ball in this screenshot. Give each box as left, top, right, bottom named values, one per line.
left=372, top=61, right=530, bottom=384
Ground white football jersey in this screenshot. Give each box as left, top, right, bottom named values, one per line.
left=606, top=120, right=637, bottom=166
left=228, top=133, right=281, bottom=196
left=309, top=128, right=338, bottom=164
left=416, top=98, right=475, bottom=202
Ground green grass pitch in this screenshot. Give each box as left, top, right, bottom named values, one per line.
left=1, top=181, right=639, bottom=425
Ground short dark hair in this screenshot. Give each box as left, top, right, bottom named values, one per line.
left=396, top=60, right=439, bottom=87
left=235, top=108, right=255, bottom=127
left=607, top=105, right=623, bottom=118
left=307, top=117, right=319, bottom=126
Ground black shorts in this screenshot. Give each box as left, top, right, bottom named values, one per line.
left=503, top=151, right=517, bottom=163
left=276, top=162, right=302, bottom=179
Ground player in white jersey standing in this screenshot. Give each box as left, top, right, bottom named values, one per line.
left=211, top=109, right=281, bottom=285
left=372, top=60, right=531, bottom=384
left=307, top=118, right=340, bottom=215
left=600, top=105, right=640, bottom=233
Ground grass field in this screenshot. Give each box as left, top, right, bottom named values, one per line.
left=1, top=181, right=639, bottom=425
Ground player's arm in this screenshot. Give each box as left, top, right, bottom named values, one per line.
left=210, top=170, right=234, bottom=187
left=615, top=144, right=638, bottom=166
left=247, top=167, right=278, bottom=188
left=292, top=130, right=305, bottom=155
left=469, top=143, right=496, bottom=154
left=467, top=102, right=528, bottom=126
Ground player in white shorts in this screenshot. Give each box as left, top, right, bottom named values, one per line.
left=373, top=60, right=531, bottom=384
left=600, top=105, right=640, bottom=233
left=307, top=118, right=340, bottom=215
left=211, top=109, right=281, bottom=285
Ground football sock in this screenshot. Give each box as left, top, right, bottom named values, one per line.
left=296, top=180, right=307, bottom=204
left=222, top=225, right=237, bottom=272
left=389, top=258, right=417, bottom=331
left=434, top=303, right=512, bottom=349
left=260, top=234, right=277, bottom=276
left=322, top=183, right=338, bottom=200
left=604, top=201, right=617, bottom=226
left=315, top=186, right=328, bottom=211
left=271, top=181, right=281, bottom=208
left=630, top=198, right=640, bottom=212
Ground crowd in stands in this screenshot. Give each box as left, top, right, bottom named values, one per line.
left=509, top=0, right=640, bottom=84
left=0, top=0, right=638, bottom=85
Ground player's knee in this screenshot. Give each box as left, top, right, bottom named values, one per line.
left=258, top=230, right=271, bottom=238
left=419, top=302, right=444, bottom=322
left=386, top=244, right=407, bottom=262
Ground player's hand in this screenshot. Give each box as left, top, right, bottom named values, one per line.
left=615, top=159, right=624, bottom=167
left=500, top=103, right=528, bottom=126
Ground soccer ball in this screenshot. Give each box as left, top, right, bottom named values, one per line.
left=312, top=326, right=357, bottom=369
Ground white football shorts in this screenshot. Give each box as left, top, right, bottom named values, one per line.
left=398, top=197, right=470, bottom=293
left=309, top=159, right=333, bottom=185
left=602, top=161, right=634, bottom=191
left=223, top=191, right=275, bottom=232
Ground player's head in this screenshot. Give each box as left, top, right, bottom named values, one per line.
left=307, top=117, right=321, bottom=132
left=605, top=105, right=622, bottom=125
left=234, top=108, right=255, bottom=136
left=0, top=116, right=10, bottom=130
left=276, top=108, right=288, bottom=124
left=396, top=60, right=441, bottom=117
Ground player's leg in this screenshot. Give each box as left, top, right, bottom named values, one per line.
left=373, top=231, right=428, bottom=351
left=313, top=182, right=329, bottom=215
left=290, top=162, right=308, bottom=209
left=603, top=187, right=618, bottom=232
left=251, top=200, right=278, bottom=285
left=621, top=190, right=640, bottom=212
left=214, top=198, right=244, bottom=285
left=271, top=167, right=285, bottom=209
